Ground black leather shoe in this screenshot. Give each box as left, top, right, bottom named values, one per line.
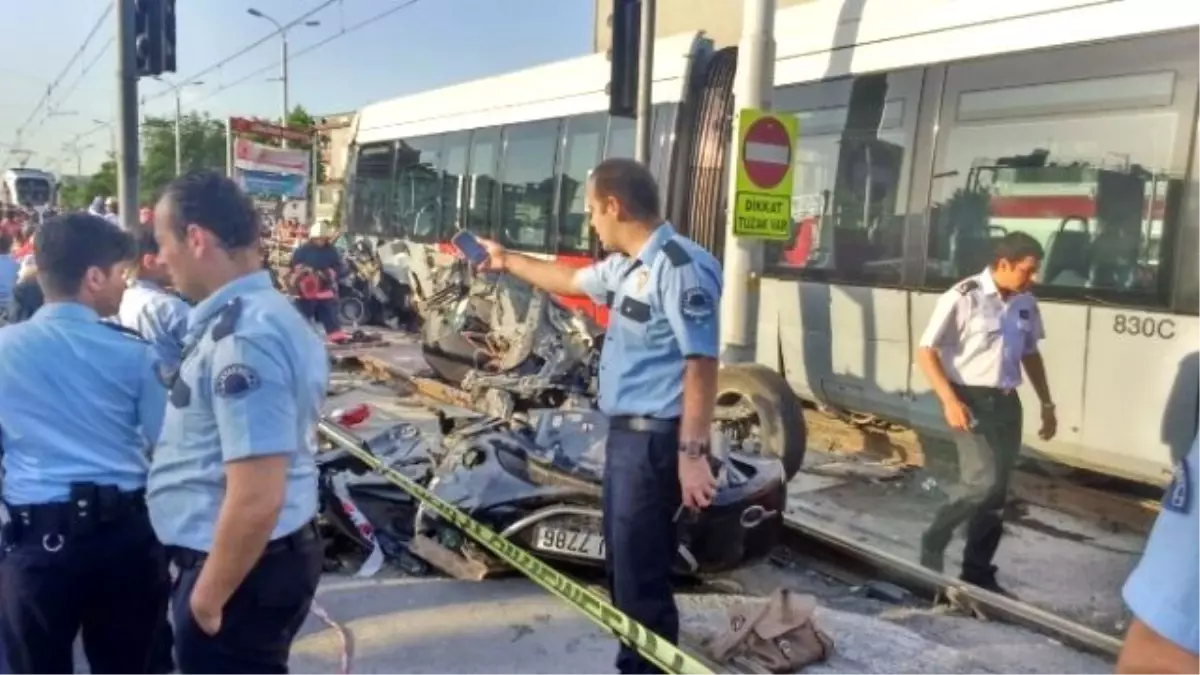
left=960, top=571, right=1016, bottom=598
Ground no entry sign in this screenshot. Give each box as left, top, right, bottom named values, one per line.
left=734, top=109, right=798, bottom=240
left=742, top=117, right=792, bottom=189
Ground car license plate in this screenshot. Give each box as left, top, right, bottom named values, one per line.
left=532, top=526, right=605, bottom=561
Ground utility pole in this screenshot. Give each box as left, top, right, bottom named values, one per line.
left=719, top=0, right=776, bottom=363
left=633, top=0, right=656, bottom=164
left=116, top=0, right=140, bottom=230
left=157, top=78, right=204, bottom=176
left=248, top=9, right=319, bottom=149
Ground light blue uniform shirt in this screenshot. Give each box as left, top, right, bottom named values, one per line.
left=1122, top=437, right=1200, bottom=654
left=118, top=279, right=189, bottom=369
left=0, top=255, right=18, bottom=310
left=0, top=302, right=166, bottom=505
left=146, top=270, right=328, bottom=552
left=574, top=223, right=722, bottom=418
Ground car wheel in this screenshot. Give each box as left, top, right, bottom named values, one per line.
left=716, top=363, right=806, bottom=481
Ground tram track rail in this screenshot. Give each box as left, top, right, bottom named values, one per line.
left=778, top=515, right=1123, bottom=659
left=332, top=345, right=1130, bottom=662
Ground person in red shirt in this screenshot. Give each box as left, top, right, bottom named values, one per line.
left=11, top=224, right=35, bottom=262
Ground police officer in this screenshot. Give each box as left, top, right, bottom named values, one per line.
left=479, top=158, right=721, bottom=674
left=1117, top=436, right=1199, bottom=673
left=118, top=225, right=189, bottom=368
left=145, top=170, right=326, bottom=673
left=916, top=231, right=1057, bottom=595
left=0, top=213, right=169, bottom=673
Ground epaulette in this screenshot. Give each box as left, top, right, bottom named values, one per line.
left=210, top=297, right=244, bottom=342
left=100, top=321, right=148, bottom=342
left=661, top=239, right=691, bottom=267
left=954, top=279, right=980, bottom=295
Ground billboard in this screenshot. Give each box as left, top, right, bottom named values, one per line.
left=232, top=137, right=310, bottom=200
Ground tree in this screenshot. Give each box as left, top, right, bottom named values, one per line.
left=86, top=160, right=118, bottom=205
left=139, top=112, right=228, bottom=204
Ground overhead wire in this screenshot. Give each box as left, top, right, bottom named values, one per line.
left=63, top=0, right=424, bottom=168
left=5, top=1, right=114, bottom=163
left=73, top=0, right=348, bottom=144
left=138, top=0, right=344, bottom=107
left=187, top=0, right=425, bottom=109
left=49, top=36, right=117, bottom=114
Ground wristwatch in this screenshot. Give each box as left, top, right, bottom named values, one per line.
left=679, top=439, right=711, bottom=459
left=1041, top=401, right=1056, bottom=411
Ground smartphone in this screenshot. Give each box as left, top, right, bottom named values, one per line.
left=451, top=230, right=490, bottom=267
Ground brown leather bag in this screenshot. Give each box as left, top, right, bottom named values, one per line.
left=708, top=588, right=834, bottom=673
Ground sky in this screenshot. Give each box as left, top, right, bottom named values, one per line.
left=0, top=0, right=595, bottom=176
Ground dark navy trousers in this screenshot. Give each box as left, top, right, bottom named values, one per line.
left=602, top=426, right=683, bottom=674
left=295, top=298, right=341, bottom=335
left=0, top=509, right=171, bottom=674
left=170, top=533, right=322, bottom=674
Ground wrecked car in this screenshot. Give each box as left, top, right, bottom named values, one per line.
left=317, top=406, right=787, bottom=578
left=418, top=256, right=807, bottom=480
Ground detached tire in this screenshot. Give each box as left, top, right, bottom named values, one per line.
left=717, top=363, right=806, bottom=481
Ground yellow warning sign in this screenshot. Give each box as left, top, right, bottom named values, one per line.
left=733, top=109, right=798, bottom=241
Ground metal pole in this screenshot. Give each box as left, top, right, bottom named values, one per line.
left=116, top=0, right=140, bottom=230
left=632, top=0, right=655, bottom=164
left=280, top=34, right=290, bottom=149
left=225, top=118, right=234, bottom=177
left=174, top=89, right=182, bottom=176
left=718, top=0, right=776, bottom=363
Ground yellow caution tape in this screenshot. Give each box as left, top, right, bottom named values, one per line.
left=317, top=419, right=714, bottom=675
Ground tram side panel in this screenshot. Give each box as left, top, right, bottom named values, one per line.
left=762, top=278, right=912, bottom=424
left=1082, top=308, right=1198, bottom=484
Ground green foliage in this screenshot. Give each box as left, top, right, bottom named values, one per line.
left=140, top=112, right=228, bottom=205
left=72, top=105, right=319, bottom=210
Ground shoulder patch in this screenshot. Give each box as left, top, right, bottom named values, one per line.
left=1163, top=458, right=1191, bottom=514
left=213, top=363, right=261, bottom=399
left=661, top=239, right=692, bottom=267
left=210, top=297, right=244, bottom=342
left=680, top=286, right=716, bottom=322
left=100, top=321, right=147, bottom=341
left=955, top=279, right=979, bottom=295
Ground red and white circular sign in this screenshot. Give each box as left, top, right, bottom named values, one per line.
left=741, top=116, right=792, bottom=190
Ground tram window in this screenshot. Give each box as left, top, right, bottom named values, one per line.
left=392, top=135, right=443, bottom=241
left=350, top=142, right=395, bottom=236
left=466, top=127, right=501, bottom=237
left=558, top=114, right=606, bottom=254
left=440, top=131, right=470, bottom=239
left=926, top=32, right=1198, bottom=309
left=499, top=119, right=560, bottom=252
left=767, top=69, right=923, bottom=285
left=606, top=116, right=636, bottom=160
left=1175, top=135, right=1198, bottom=314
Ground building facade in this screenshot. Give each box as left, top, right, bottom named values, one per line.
left=592, top=0, right=819, bottom=52
left=313, top=112, right=355, bottom=224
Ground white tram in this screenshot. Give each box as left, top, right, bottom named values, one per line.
left=344, top=0, right=1200, bottom=486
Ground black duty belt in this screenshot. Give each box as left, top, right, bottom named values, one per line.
left=4, top=486, right=147, bottom=545
left=954, top=384, right=1018, bottom=397
left=168, top=521, right=320, bottom=569
left=608, top=415, right=680, bottom=435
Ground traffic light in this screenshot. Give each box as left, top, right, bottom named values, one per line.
left=161, top=0, right=177, bottom=74
left=133, top=0, right=176, bottom=77
left=608, top=0, right=640, bottom=118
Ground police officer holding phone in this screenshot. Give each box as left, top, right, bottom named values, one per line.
left=477, top=158, right=721, bottom=674
left=146, top=171, right=326, bottom=673
left=915, top=232, right=1057, bottom=595
left=0, top=213, right=169, bottom=673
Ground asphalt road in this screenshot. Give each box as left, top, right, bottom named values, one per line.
left=288, top=572, right=1111, bottom=674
